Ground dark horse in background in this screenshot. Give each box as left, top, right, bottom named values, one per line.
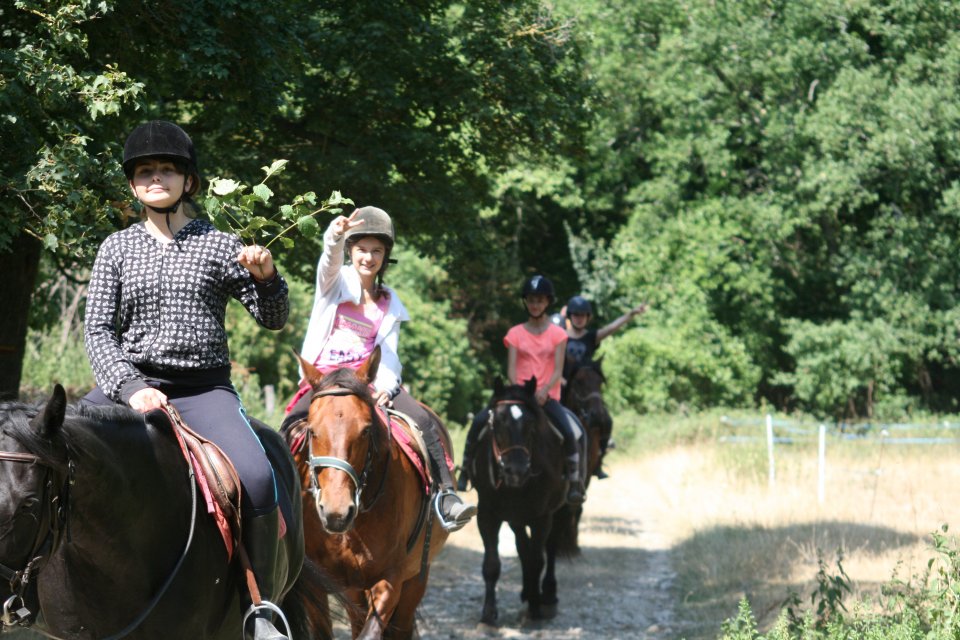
left=470, top=378, right=574, bottom=625
left=557, top=357, right=610, bottom=553
left=283, top=348, right=450, bottom=639
left=0, top=384, right=334, bottom=639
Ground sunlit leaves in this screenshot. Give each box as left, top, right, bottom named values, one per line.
left=203, top=160, right=352, bottom=250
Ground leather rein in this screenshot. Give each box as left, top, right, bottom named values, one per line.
left=304, top=387, right=391, bottom=513
left=485, top=399, right=536, bottom=488
left=0, top=450, right=70, bottom=630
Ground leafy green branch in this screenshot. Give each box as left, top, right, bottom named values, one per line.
left=202, top=159, right=353, bottom=250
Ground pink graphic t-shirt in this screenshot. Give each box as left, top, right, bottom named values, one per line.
left=314, top=295, right=390, bottom=373
left=285, top=294, right=390, bottom=414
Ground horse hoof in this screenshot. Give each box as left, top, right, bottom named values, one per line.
left=540, top=603, right=558, bottom=619
left=480, top=609, right=498, bottom=627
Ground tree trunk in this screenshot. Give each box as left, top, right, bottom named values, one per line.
left=0, top=235, right=42, bottom=400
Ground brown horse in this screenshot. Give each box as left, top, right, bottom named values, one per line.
left=283, top=347, right=450, bottom=640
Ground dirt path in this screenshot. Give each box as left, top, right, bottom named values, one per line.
left=333, top=460, right=678, bottom=639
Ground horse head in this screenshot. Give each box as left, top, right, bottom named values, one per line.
left=568, top=358, right=608, bottom=430
left=297, top=348, right=387, bottom=534
left=488, top=377, right=545, bottom=488
left=0, top=385, right=70, bottom=627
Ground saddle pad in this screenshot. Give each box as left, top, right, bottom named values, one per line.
left=379, top=407, right=431, bottom=495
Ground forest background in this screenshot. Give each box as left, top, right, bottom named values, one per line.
left=4, top=0, right=960, bottom=429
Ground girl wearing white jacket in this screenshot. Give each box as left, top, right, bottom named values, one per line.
left=284, top=206, right=475, bottom=531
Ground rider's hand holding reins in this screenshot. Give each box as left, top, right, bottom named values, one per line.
left=237, top=245, right=276, bottom=282
left=129, top=387, right=169, bottom=413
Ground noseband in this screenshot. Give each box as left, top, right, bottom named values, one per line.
left=0, top=450, right=70, bottom=629
left=305, top=387, right=389, bottom=513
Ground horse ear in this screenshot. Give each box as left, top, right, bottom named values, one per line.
left=31, top=383, right=67, bottom=438
left=523, top=377, right=537, bottom=397
left=357, top=345, right=381, bottom=385
left=294, top=350, right=324, bottom=388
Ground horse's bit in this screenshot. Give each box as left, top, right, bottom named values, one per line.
left=0, top=450, right=70, bottom=629
left=305, top=387, right=388, bottom=513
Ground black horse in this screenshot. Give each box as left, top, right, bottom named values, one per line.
left=555, top=357, right=610, bottom=554
left=470, top=378, right=572, bottom=625
left=0, top=384, right=333, bottom=639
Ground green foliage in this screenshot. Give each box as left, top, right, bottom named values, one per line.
left=203, top=159, right=352, bottom=251
left=388, top=248, right=486, bottom=424
left=716, top=527, right=960, bottom=639
left=774, top=319, right=915, bottom=421
left=603, top=316, right=761, bottom=414
left=784, top=551, right=853, bottom=634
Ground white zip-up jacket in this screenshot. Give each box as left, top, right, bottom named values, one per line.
left=298, top=225, right=409, bottom=393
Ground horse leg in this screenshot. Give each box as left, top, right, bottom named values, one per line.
left=357, top=578, right=402, bottom=640
left=477, top=508, right=502, bottom=625
left=541, top=520, right=559, bottom=618
left=509, top=521, right=532, bottom=603
left=382, top=573, right=429, bottom=640
left=519, top=516, right=551, bottom=620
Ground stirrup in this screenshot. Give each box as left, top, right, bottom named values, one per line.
left=433, top=489, right=475, bottom=532
left=242, top=601, right=291, bottom=640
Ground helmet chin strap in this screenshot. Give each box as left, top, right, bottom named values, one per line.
left=139, top=185, right=185, bottom=234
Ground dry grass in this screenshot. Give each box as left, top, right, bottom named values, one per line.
left=630, top=439, right=960, bottom=639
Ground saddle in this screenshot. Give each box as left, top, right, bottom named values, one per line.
left=159, top=404, right=242, bottom=560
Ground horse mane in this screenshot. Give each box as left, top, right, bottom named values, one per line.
left=571, top=359, right=606, bottom=385
left=316, top=367, right=387, bottom=450
left=0, top=399, right=145, bottom=475
left=491, top=382, right=550, bottom=438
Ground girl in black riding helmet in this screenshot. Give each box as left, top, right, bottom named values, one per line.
left=458, top=274, right=586, bottom=505
left=82, top=121, right=294, bottom=640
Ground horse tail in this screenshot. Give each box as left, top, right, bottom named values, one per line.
left=281, top=557, right=349, bottom=640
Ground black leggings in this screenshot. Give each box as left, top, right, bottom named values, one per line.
left=282, top=388, right=456, bottom=491
left=82, top=383, right=278, bottom=516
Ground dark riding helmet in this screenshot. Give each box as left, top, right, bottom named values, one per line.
left=521, top=274, right=555, bottom=303
left=566, top=295, right=593, bottom=316
left=122, top=121, right=200, bottom=196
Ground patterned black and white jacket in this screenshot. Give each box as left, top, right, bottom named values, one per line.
left=84, top=218, right=289, bottom=404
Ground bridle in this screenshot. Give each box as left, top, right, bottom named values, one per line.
left=304, top=387, right=390, bottom=513
left=0, top=450, right=71, bottom=629
left=486, top=399, right=538, bottom=488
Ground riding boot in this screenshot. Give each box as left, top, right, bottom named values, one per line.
left=242, top=508, right=288, bottom=640
left=421, top=419, right=477, bottom=532
left=565, top=456, right=585, bottom=506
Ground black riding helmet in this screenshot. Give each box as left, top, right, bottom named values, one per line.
left=122, top=121, right=200, bottom=214
left=566, top=295, right=592, bottom=315
left=521, top=274, right=555, bottom=303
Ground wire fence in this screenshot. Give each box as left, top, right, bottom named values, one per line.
left=718, top=414, right=960, bottom=503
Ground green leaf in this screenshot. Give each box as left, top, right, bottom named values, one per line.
left=252, top=183, right=273, bottom=202
left=297, top=216, right=320, bottom=237
left=43, top=233, right=58, bottom=250
left=210, top=178, right=241, bottom=196
left=261, top=159, right=288, bottom=179
left=278, top=236, right=295, bottom=249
